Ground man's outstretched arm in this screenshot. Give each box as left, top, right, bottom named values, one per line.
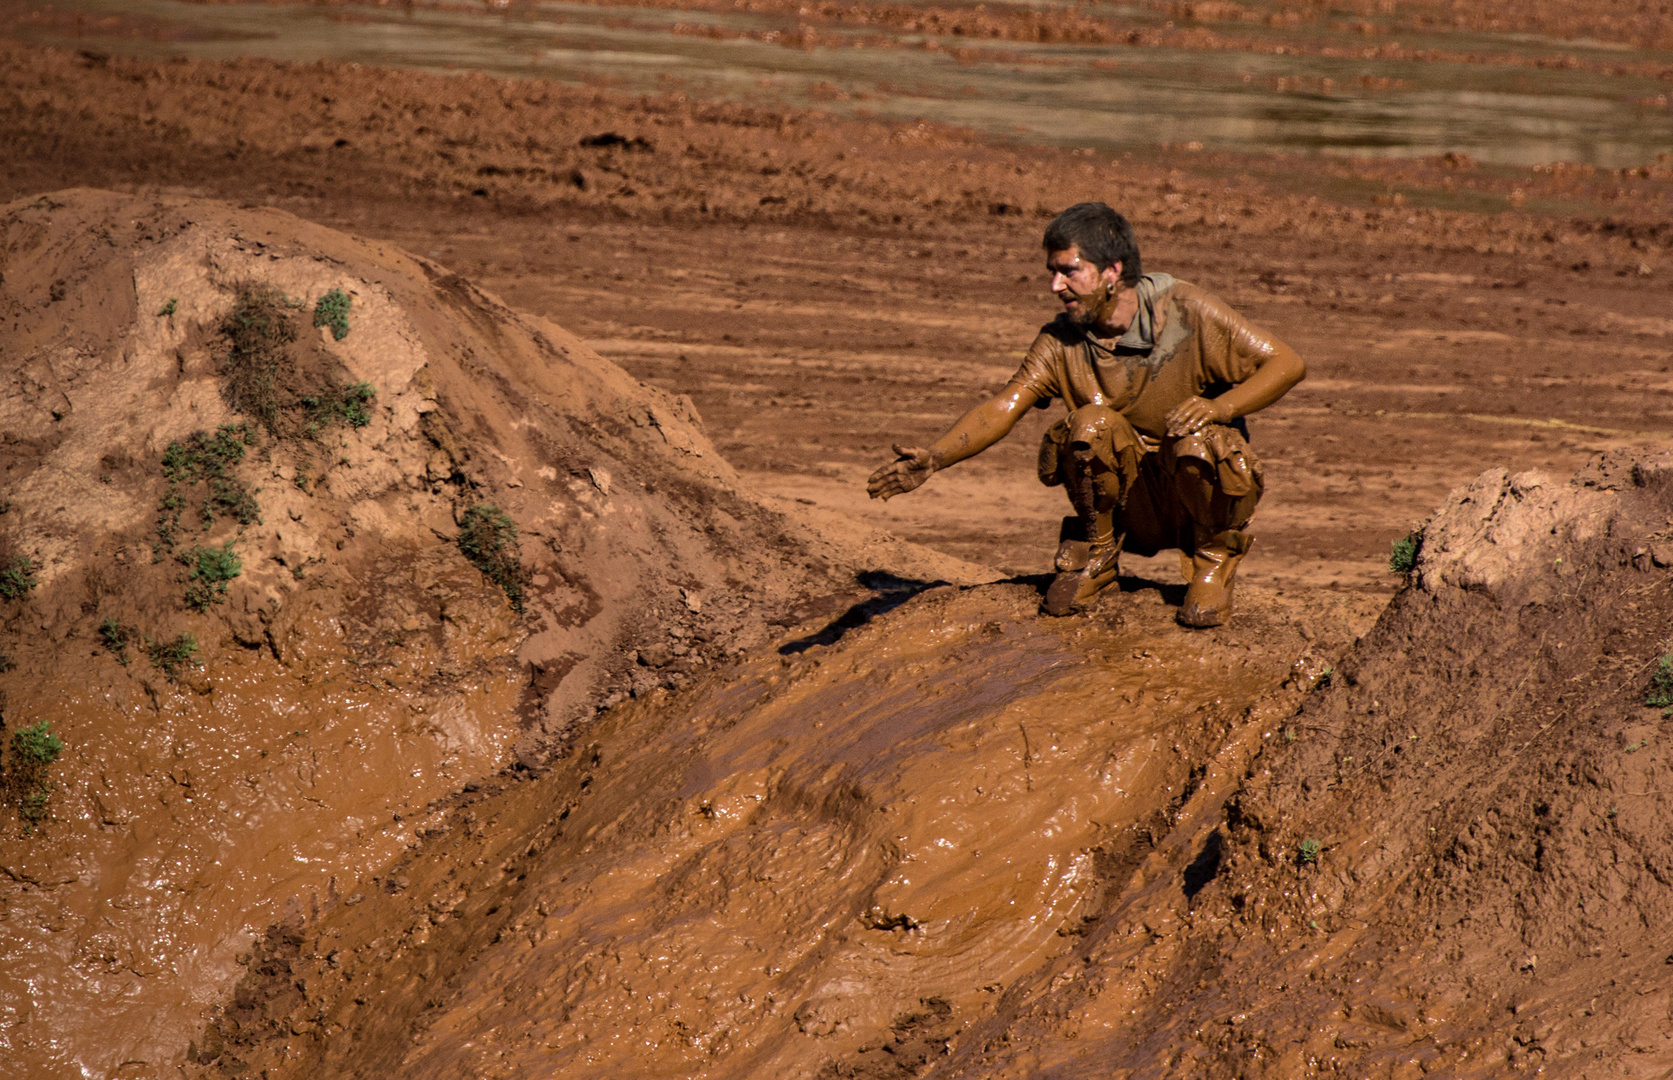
left=867, top=381, right=1043, bottom=500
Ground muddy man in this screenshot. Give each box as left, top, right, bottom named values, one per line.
left=867, top=202, right=1305, bottom=625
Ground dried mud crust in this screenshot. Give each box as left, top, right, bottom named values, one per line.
left=179, top=578, right=1374, bottom=1080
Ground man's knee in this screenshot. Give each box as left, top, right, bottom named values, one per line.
left=1171, top=439, right=1261, bottom=536
left=1066, top=404, right=1135, bottom=456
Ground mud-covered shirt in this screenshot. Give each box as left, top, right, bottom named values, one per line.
left=1008, top=278, right=1279, bottom=439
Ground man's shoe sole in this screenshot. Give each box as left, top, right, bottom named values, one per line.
left=1042, top=564, right=1119, bottom=617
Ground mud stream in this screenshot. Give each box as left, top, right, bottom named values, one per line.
left=9, top=0, right=1673, bottom=165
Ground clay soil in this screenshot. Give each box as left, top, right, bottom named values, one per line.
left=1, top=3, right=1672, bottom=1077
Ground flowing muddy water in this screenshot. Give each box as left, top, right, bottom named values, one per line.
left=6, top=0, right=1673, bottom=166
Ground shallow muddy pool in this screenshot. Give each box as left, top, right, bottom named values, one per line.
left=7, top=0, right=1672, bottom=167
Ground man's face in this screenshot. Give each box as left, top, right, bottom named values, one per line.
left=1046, top=246, right=1122, bottom=328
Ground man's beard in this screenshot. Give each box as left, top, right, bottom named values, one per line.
left=1066, top=281, right=1116, bottom=329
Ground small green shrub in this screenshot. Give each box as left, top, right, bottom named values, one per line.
left=13, top=722, right=62, bottom=768
left=1647, top=655, right=1673, bottom=713
left=147, top=633, right=200, bottom=680
left=458, top=503, right=526, bottom=613
left=9, top=721, right=63, bottom=831
left=156, top=424, right=259, bottom=556
left=99, top=618, right=136, bottom=664
left=157, top=298, right=178, bottom=317
left=182, top=542, right=242, bottom=611
left=0, top=556, right=37, bottom=601
left=1298, top=838, right=1322, bottom=865
left=302, top=381, right=377, bottom=430
left=313, top=289, right=352, bottom=341
left=1389, top=533, right=1420, bottom=576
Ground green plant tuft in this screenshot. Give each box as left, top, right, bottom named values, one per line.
left=155, top=424, right=259, bottom=558
left=9, top=721, right=63, bottom=831
left=1298, top=838, right=1322, bottom=865
left=182, top=542, right=242, bottom=611
left=147, top=633, right=200, bottom=680
left=0, top=556, right=37, bottom=601
left=302, top=381, right=377, bottom=430
left=1646, top=655, right=1673, bottom=714
left=1389, top=532, right=1420, bottom=576
left=157, top=298, right=178, bottom=318
left=457, top=503, right=526, bottom=613
left=313, top=288, right=352, bottom=341
left=99, top=618, right=137, bottom=665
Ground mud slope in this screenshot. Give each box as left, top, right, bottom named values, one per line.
left=193, top=451, right=1673, bottom=1080
left=938, top=452, right=1673, bottom=1079
left=182, top=576, right=1374, bottom=1080
left=0, top=188, right=981, bottom=1078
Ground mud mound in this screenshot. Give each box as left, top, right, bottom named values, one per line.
left=936, top=452, right=1673, bottom=1077
left=0, top=188, right=981, bottom=1077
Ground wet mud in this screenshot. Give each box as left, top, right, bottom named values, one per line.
left=0, top=188, right=979, bottom=1077
left=180, top=578, right=1360, bottom=1079
left=0, top=11, right=1669, bottom=1079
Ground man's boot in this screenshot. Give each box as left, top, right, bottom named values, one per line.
left=1177, top=529, right=1252, bottom=628
left=1044, top=531, right=1123, bottom=617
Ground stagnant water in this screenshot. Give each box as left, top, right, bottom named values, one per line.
left=8, top=0, right=1673, bottom=167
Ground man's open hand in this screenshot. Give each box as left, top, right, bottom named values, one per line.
left=1165, top=396, right=1227, bottom=438
left=867, top=444, right=936, bottom=500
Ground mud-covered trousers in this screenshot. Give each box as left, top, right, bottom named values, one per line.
left=1036, top=403, right=1262, bottom=555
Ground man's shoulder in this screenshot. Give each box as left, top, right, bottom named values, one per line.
left=1031, top=315, right=1082, bottom=349
left=1165, top=279, right=1240, bottom=323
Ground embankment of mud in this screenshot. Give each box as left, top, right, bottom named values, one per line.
left=196, top=451, right=1673, bottom=1080
left=0, top=188, right=982, bottom=1077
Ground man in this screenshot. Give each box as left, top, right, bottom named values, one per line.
left=867, top=202, right=1304, bottom=626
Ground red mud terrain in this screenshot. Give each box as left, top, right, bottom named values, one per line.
left=0, top=5, right=1670, bottom=1077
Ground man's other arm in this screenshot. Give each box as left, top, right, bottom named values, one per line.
left=867, top=381, right=1044, bottom=500
left=1164, top=302, right=1306, bottom=437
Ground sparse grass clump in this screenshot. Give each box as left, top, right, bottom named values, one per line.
left=313, top=288, right=352, bottom=341
left=1298, top=838, right=1322, bottom=865
left=8, top=721, right=63, bottom=832
left=222, top=284, right=300, bottom=434
left=182, top=542, right=242, bottom=611
left=1389, top=532, right=1420, bottom=576
left=157, top=298, right=177, bottom=318
left=0, top=556, right=37, bottom=601
left=147, top=633, right=200, bottom=680
left=99, top=618, right=137, bottom=664
left=156, top=424, right=259, bottom=558
left=458, top=503, right=526, bottom=613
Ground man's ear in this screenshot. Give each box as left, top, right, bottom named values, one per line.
left=1104, top=261, right=1124, bottom=288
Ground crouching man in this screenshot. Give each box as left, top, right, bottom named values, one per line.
left=867, top=201, right=1305, bottom=626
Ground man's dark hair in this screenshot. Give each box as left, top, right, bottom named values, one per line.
left=1043, top=203, right=1142, bottom=284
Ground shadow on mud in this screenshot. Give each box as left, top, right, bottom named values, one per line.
left=777, top=571, right=1190, bottom=649
left=778, top=570, right=946, bottom=654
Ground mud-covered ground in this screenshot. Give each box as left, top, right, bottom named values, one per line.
left=3, top=28, right=1671, bottom=594
left=2, top=5, right=1672, bottom=1077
